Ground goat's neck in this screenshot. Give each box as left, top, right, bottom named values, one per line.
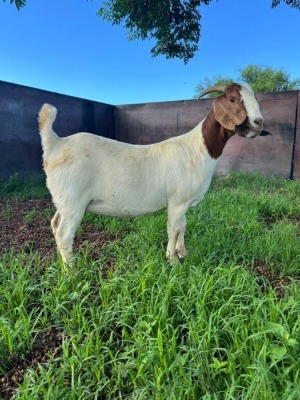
left=202, top=110, right=234, bottom=159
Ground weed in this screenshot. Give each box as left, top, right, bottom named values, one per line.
left=0, top=173, right=300, bottom=399
left=2, top=203, right=12, bottom=221
left=0, top=173, right=50, bottom=200
left=23, top=209, right=41, bottom=224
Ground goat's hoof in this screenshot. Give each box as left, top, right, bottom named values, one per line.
left=62, top=261, right=77, bottom=274
left=167, top=255, right=180, bottom=265
left=177, top=249, right=188, bottom=259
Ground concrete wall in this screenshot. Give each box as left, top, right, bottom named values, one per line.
left=0, top=81, right=115, bottom=177
left=115, top=91, right=299, bottom=179
left=0, top=80, right=299, bottom=179
left=217, top=91, right=298, bottom=179
left=115, top=99, right=211, bottom=144
left=295, top=91, right=300, bottom=179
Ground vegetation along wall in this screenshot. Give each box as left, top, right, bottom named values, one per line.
left=0, top=80, right=299, bottom=179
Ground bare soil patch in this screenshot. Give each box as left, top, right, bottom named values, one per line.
left=0, top=198, right=117, bottom=268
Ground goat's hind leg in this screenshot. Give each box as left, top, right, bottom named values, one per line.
left=53, top=210, right=84, bottom=268
left=51, top=211, right=61, bottom=237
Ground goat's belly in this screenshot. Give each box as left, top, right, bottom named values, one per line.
left=189, top=177, right=213, bottom=207
left=86, top=200, right=164, bottom=218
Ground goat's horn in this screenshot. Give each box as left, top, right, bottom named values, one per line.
left=198, top=85, right=227, bottom=98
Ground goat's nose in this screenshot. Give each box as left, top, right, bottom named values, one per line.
left=254, top=117, right=264, bottom=129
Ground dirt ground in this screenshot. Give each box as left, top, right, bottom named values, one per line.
left=0, top=198, right=294, bottom=399
left=0, top=198, right=115, bottom=399
left=0, top=198, right=118, bottom=266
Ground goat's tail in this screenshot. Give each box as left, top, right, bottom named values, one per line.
left=38, top=103, right=59, bottom=155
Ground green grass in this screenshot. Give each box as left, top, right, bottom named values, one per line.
left=0, top=173, right=300, bottom=399
left=0, top=173, right=50, bottom=200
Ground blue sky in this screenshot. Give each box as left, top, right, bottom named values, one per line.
left=0, top=0, right=299, bottom=105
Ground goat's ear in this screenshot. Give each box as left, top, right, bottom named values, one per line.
left=212, top=97, right=246, bottom=130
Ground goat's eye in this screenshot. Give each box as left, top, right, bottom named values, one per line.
left=229, top=98, right=236, bottom=103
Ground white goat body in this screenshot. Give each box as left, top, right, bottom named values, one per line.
left=38, top=83, right=264, bottom=265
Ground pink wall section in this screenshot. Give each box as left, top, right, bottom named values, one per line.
left=215, top=91, right=297, bottom=178
left=115, top=91, right=299, bottom=179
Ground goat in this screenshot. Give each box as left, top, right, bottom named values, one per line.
left=38, top=83, right=265, bottom=267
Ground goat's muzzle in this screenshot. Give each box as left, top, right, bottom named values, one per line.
left=259, top=130, right=272, bottom=136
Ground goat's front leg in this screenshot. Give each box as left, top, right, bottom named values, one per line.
left=166, top=205, right=188, bottom=264
left=175, top=215, right=188, bottom=259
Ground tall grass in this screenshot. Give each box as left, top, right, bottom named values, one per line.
left=0, top=173, right=299, bottom=399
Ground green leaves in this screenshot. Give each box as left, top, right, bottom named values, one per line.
left=194, top=64, right=300, bottom=97
left=3, top=0, right=27, bottom=10
left=209, top=357, right=228, bottom=371
left=266, top=322, right=299, bottom=363
left=269, top=344, right=287, bottom=361
left=240, top=64, right=300, bottom=93
left=98, top=0, right=209, bottom=63
left=97, top=0, right=300, bottom=62
left=271, top=0, right=300, bottom=9
left=267, top=322, right=299, bottom=348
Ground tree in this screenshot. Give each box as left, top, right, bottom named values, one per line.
left=3, top=0, right=26, bottom=10
left=240, top=65, right=300, bottom=92
left=271, top=0, right=300, bottom=8
left=97, top=0, right=212, bottom=64
left=194, top=65, right=300, bottom=97
left=3, top=0, right=300, bottom=62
